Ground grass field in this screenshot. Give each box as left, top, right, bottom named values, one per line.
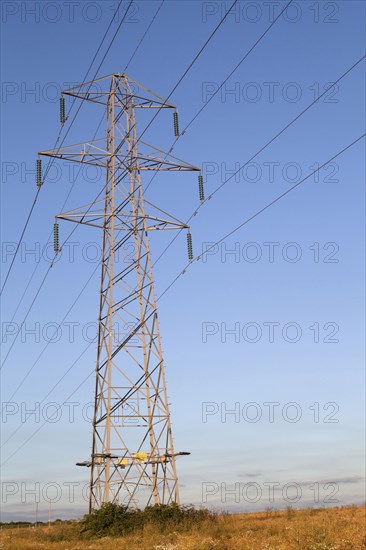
left=0, top=505, right=365, bottom=549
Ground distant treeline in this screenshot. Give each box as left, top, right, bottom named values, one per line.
left=0, top=519, right=77, bottom=527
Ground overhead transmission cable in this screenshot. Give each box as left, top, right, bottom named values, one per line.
left=150, top=54, right=366, bottom=266
left=0, top=111, right=108, bottom=372
left=1, top=0, right=239, bottom=376
left=6, top=0, right=166, bottom=325
left=1, top=0, right=137, bottom=367
left=1, top=358, right=95, bottom=465
left=123, top=0, right=165, bottom=72
left=3, top=168, right=133, bottom=385
left=7, top=111, right=105, bottom=326
left=2, top=131, right=364, bottom=467
left=32, top=56, right=366, bottom=410
left=0, top=0, right=131, bottom=297
left=136, top=0, right=239, bottom=143
left=158, top=133, right=366, bottom=299
left=143, top=0, right=294, bottom=195
left=0, top=149, right=118, bottom=375
left=4, top=52, right=364, bottom=401
left=6, top=2, right=363, bottom=454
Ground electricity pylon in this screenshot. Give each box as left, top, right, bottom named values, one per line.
left=38, top=73, right=200, bottom=511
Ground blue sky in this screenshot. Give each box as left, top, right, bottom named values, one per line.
left=0, top=0, right=365, bottom=521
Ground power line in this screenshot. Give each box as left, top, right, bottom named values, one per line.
left=3, top=151, right=137, bottom=385
left=4, top=146, right=138, bottom=391
left=5, top=47, right=364, bottom=397
left=1, top=264, right=54, bottom=371
left=6, top=266, right=98, bottom=401
left=1, top=360, right=94, bottom=466
left=137, top=0, right=239, bottom=143
left=1, top=0, right=244, bottom=462
left=1, top=342, right=93, bottom=448
left=6, top=0, right=164, bottom=325
left=1, top=1, right=238, bottom=379
left=40, top=0, right=133, bottom=184
left=0, top=112, right=105, bottom=373
left=35, top=0, right=135, bottom=203
left=0, top=171, right=108, bottom=375
left=0, top=0, right=130, bottom=298
left=150, top=54, right=366, bottom=266
left=1, top=121, right=136, bottom=377
left=4, top=51, right=364, bottom=402
left=2, top=131, right=364, bottom=466
left=18, top=0, right=165, bottom=312
left=1, top=0, right=137, bottom=368
left=0, top=189, right=41, bottom=297
left=143, top=0, right=294, bottom=196
left=7, top=111, right=105, bottom=326
left=111, top=0, right=240, bottom=160
left=158, top=133, right=366, bottom=300
left=4, top=3, right=362, bottom=463
left=123, top=0, right=165, bottom=72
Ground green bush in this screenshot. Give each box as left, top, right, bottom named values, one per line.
left=82, top=502, right=141, bottom=536
left=82, top=502, right=216, bottom=537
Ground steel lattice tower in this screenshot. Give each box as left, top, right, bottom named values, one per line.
left=39, top=73, right=200, bottom=511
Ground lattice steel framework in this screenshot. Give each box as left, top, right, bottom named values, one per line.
left=39, top=73, right=199, bottom=511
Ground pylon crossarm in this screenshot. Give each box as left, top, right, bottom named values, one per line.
left=63, top=90, right=176, bottom=110
left=143, top=198, right=188, bottom=225
left=117, top=93, right=175, bottom=109
left=63, top=92, right=110, bottom=106
left=39, top=148, right=197, bottom=172
left=131, top=156, right=198, bottom=171
left=63, top=73, right=176, bottom=110
left=117, top=213, right=188, bottom=230
left=39, top=140, right=110, bottom=167
left=133, top=140, right=200, bottom=171
left=42, top=152, right=107, bottom=168
left=64, top=73, right=118, bottom=92
left=57, top=213, right=188, bottom=231
left=111, top=420, right=173, bottom=500
left=40, top=134, right=199, bottom=172
left=40, top=137, right=108, bottom=152
left=126, top=75, right=176, bottom=108
left=57, top=214, right=105, bottom=229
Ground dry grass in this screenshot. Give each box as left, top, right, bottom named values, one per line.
left=0, top=505, right=365, bottom=549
